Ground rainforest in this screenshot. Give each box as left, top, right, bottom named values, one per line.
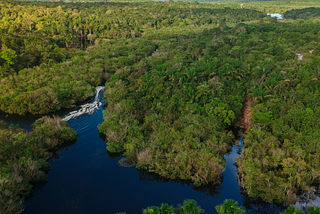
left=1, top=0, right=320, bottom=213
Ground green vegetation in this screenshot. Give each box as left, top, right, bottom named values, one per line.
left=118, top=199, right=320, bottom=214
left=97, top=3, right=320, bottom=203
left=243, top=0, right=320, bottom=14
left=0, top=0, right=267, bottom=114
left=280, top=206, right=320, bottom=214
left=117, top=199, right=204, bottom=214
left=215, top=199, right=245, bottom=214
left=0, top=117, right=77, bottom=213
left=284, top=7, right=320, bottom=20
left=237, top=58, right=320, bottom=204
left=2, top=0, right=320, bottom=211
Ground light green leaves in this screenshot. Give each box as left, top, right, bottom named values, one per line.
left=0, top=49, right=17, bottom=65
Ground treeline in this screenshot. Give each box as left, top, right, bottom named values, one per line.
left=0, top=0, right=264, bottom=70
left=243, top=0, right=320, bottom=14
left=0, top=0, right=267, bottom=114
left=0, top=117, right=77, bottom=213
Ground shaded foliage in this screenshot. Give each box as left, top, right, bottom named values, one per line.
left=284, top=7, right=320, bottom=20
left=215, top=199, right=245, bottom=214
left=0, top=116, right=77, bottom=213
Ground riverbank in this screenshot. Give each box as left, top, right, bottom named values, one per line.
left=0, top=92, right=286, bottom=214
left=0, top=117, right=77, bottom=214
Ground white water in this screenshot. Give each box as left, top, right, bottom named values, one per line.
left=267, top=13, right=284, bottom=20
left=297, top=53, right=304, bottom=61
left=62, top=86, right=105, bottom=121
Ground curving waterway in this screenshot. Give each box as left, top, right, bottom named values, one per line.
left=0, top=88, right=287, bottom=213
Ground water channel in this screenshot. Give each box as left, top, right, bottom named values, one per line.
left=0, top=88, right=287, bottom=213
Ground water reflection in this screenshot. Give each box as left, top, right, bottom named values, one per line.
left=97, top=135, right=287, bottom=214
left=136, top=169, right=224, bottom=198
left=106, top=150, right=123, bottom=159
left=0, top=111, right=42, bottom=131
left=241, top=191, right=287, bottom=214
left=50, top=139, right=78, bottom=161
left=236, top=147, right=242, bottom=155
left=294, top=187, right=320, bottom=210
left=25, top=138, right=78, bottom=201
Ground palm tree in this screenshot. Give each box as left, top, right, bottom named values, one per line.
left=177, top=199, right=204, bottom=214
left=280, top=206, right=304, bottom=214
left=273, top=80, right=290, bottom=96
left=248, top=85, right=271, bottom=103
left=159, top=203, right=175, bottom=214
left=143, top=206, right=160, bottom=214
left=215, top=199, right=245, bottom=214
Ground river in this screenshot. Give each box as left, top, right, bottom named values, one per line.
left=0, top=88, right=286, bottom=213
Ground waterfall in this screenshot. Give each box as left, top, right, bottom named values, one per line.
left=267, top=13, right=284, bottom=20
left=62, top=86, right=105, bottom=121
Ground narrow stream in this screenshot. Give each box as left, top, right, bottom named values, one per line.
left=0, top=88, right=286, bottom=214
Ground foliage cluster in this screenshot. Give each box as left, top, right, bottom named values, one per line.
left=243, top=0, right=320, bottom=14
left=100, top=11, right=320, bottom=193
left=215, top=199, right=245, bottom=214
left=280, top=206, right=320, bottom=214
left=0, top=116, right=77, bottom=213
left=284, top=7, right=320, bottom=20
left=231, top=4, right=320, bottom=204
left=237, top=58, right=320, bottom=204
left=0, top=0, right=264, bottom=70
left=0, top=0, right=267, bottom=115
left=118, top=198, right=320, bottom=214
left=117, top=199, right=204, bottom=214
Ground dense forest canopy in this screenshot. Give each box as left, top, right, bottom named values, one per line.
left=243, top=0, right=320, bottom=13
left=1, top=0, right=320, bottom=213
left=98, top=18, right=320, bottom=204
left=284, top=7, right=320, bottom=20
left=0, top=0, right=267, bottom=114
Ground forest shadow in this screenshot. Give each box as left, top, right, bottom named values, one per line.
left=25, top=138, right=78, bottom=201
left=50, top=138, right=78, bottom=161
left=136, top=169, right=224, bottom=198
left=284, top=7, right=320, bottom=20
left=240, top=189, right=287, bottom=214
left=99, top=132, right=123, bottom=159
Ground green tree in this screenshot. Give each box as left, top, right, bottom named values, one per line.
left=306, top=206, right=320, bottom=214
left=0, top=49, right=17, bottom=65
left=280, top=206, right=304, bottom=214
left=177, top=199, right=204, bottom=214
left=159, top=204, right=175, bottom=214
left=143, top=206, right=160, bottom=214
left=215, top=199, right=245, bottom=214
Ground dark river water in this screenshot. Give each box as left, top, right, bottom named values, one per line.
left=0, top=90, right=287, bottom=214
